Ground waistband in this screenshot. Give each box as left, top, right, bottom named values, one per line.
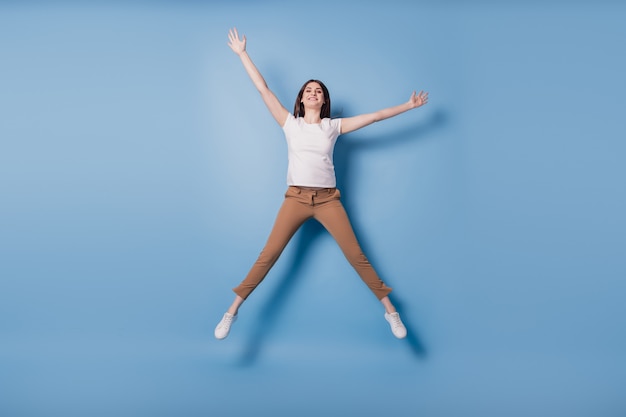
left=288, top=185, right=337, bottom=195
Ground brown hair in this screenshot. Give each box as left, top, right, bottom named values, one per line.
left=293, top=79, right=331, bottom=119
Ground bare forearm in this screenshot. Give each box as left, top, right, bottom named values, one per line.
left=342, top=102, right=412, bottom=134
left=227, top=28, right=288, bottom=124
left=239, top=51, right=270, bottom=94
left=237, top=51, right=288, bottom=124
left=341, top=91, right=428, bottom=134
left=372, top=101, right=413, bottom=123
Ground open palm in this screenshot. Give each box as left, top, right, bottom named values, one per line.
left=227, top=27, right=246, bottom=55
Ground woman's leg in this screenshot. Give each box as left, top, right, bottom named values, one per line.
left=215, top=194, right=311, bottom=339
left=231, top=196, right=311, bottom=302
left=379, top=296, right=397, bottom=314
left=314, top=198, right=393, bottom=303
left=314, top=195, right=406, bottom=338
left=225, top=295, right=245, bottom=316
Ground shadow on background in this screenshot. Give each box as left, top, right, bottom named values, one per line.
left=238, top=109, right=448, bottom=365
left=335, top=108, right=448, bottom=360
left=238, top=220, right=325, bottom=366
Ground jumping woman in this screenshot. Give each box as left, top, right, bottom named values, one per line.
left=215, top=28, right=428, bottom=340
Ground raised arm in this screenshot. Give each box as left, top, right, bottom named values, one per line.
left=340, top=90, right=429, bottom=135
left=227, top=28, right=289, bottom=126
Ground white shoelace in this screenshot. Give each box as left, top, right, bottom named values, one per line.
left=220, top=314, right=234, bottom=327
left=389, top=313, right=403, bottom=328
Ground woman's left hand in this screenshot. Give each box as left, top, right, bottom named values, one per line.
left=408, top=90, right=429, bottom=108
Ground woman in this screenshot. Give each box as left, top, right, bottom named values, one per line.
left=215, top=28, right=428, bottom=340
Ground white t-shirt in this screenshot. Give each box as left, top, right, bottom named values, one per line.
left=282, top=113, right=342, bottom=188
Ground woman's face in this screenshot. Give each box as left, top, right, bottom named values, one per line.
left=301, top=82, right=325, bottom=108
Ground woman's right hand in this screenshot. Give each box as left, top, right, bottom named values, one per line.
left=227, top=27, right=246, bottom=55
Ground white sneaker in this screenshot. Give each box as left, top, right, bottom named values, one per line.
left=384, top=312, right=407, bottom=339
left=214, top=312, right=237, bottom=340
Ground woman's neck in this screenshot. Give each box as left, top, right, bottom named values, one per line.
left=303, top=110, right=322, bottom=124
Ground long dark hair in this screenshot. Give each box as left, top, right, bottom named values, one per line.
left=293, top=79, right=331, bottom=119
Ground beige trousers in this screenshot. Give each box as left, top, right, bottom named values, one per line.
left=233, top=186, right=392, bottom=300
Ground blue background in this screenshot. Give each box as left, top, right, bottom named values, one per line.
left=1, top=1, right=625, bottom=416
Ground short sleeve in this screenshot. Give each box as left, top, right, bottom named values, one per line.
left=331, top=118, right=342, bottom=135
left=283, top=113, right=295, bottom=129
